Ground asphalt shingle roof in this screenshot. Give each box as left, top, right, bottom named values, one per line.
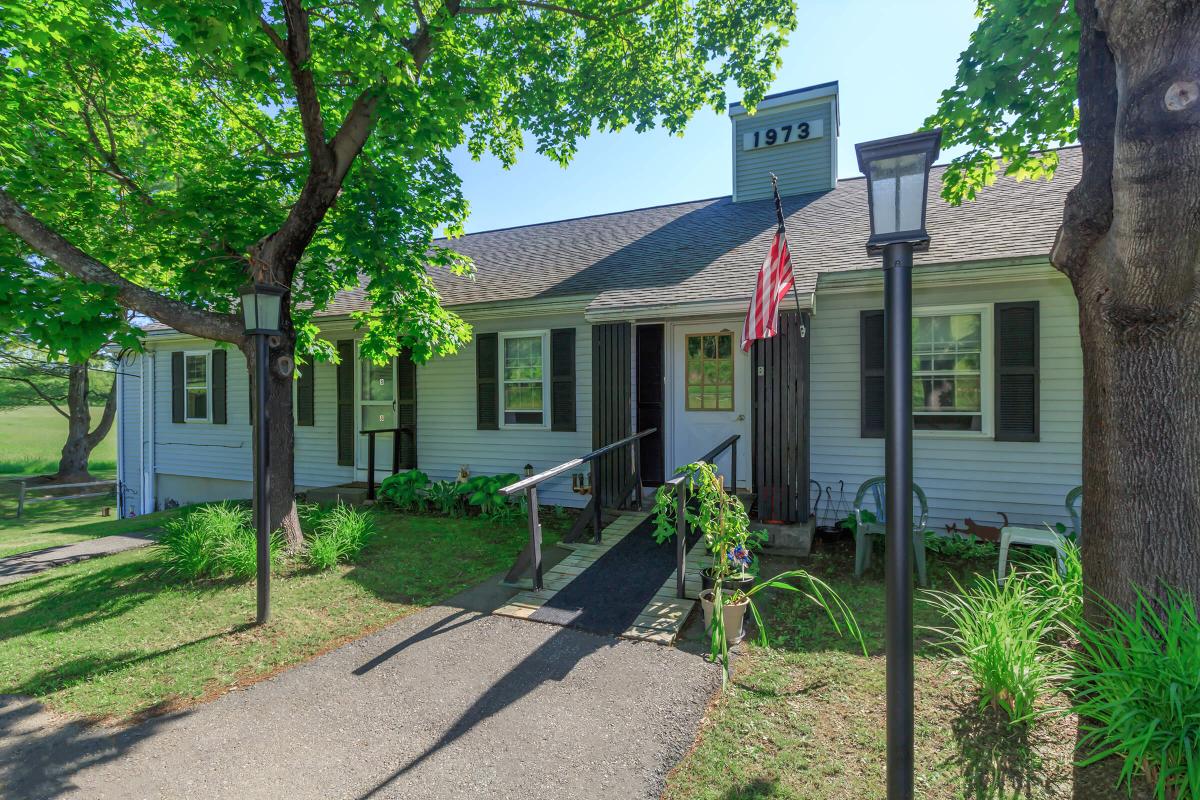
left=275, top=146, right=1082, bottom=321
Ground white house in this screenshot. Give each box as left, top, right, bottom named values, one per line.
left=116, top=81, right=1083, bottom=531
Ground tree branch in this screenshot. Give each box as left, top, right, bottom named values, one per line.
left=0, top=190, right=246, bottom=344
left=0, top=375, right=68, bottom=417
left=280, top=0, right=334, bottom=173
left=460, top=0, right=655, bottom=20
left=86, top=370, right=118, bottom=446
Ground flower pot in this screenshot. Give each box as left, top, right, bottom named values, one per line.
left=700, top=589, right=749, bottom=646
left=700, top=567, right=756, bottom=595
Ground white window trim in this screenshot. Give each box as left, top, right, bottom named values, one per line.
left=183, top=350, right=212, bottom=423
left=499, top=329, right=550, bottom=430
left=911, top=303, right=993, bottom=439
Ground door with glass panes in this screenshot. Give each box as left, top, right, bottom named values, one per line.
left=356, top=348, right=396, bottom=473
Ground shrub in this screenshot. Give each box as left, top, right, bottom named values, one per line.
left=1071, top=586, right=1200, bottom=800
left=379, top=469, right=429, bottom=511
left=306, top=503, right=376, bottom=570
left=923, top=573, right=1060, bottom=723
left=426, top=480, right=463, bottom=516
left=460, top=473, right=520, bottom=515
left=217, top=524, right=284, bottom=579
left=924, top=530, right=998, bottom=559
left=159, top=502, right=254, bottom=579
left=483, top=496, right=526, bottom=526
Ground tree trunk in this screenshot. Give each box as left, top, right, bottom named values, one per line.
left=242, top=312, right=304, bottom=550
left=52, top=362, right=116, bottom=484
left=1056, top=0, right=1200, bottom=611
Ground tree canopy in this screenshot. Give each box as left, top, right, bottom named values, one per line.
left=925, top=0, right=1078, bottom=204
left=0, top=0, right=796, bottom=363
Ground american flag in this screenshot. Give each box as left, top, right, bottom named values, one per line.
left=740, top=226, right=796, bottom=352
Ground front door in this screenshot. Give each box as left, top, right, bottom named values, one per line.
left=356, top=350, right=396, bottom=473
left=670, top=321, right=752, bottom=488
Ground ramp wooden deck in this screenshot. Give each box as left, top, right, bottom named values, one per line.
left=494, top=512, right=707, bottom=645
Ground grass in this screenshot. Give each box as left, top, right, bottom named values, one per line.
left=0, top=508, right=565, bottom=722
left=0, top=496, right=175, bottom=558
left=0, top=405, right=116, bottom=477
left=662, top=539, right=1144, bottom=800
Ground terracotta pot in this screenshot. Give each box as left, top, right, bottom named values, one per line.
left=700, top=568, right=756, bottom=595
left=700, top=589, right=749, bottom=646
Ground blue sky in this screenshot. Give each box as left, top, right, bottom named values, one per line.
left=448, top=0, right=979, bottom=233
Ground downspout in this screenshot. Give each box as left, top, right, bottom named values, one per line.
left=115, top=361, right=125, bottom=517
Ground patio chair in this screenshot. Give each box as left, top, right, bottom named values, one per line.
left=997, top=485, right=1082, bottom=584
left=853, top=477, right=930, bottom=587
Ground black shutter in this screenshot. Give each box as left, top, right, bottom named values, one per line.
left=860, top=310, right=885, bottom=438
left=476, top=332, right=498, bottom=430
left=550, top=328, right=576, bottom=432
left=296, top=360, right=315, bottom=427
left=336, top=340, right=354, bottom=465
left=396, top=349, right=417, bottom=468
left=995, top=301, right=1040, bottom=442
left=171, top=351, right=185, bottom=423
left=211, top=349, right=228, bottom=424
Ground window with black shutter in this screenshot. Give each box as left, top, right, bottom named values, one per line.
left=859, top=311, right=885, bottom=438
left=550, top=328, right=576, bottom=431
left=336, top=340, right=354, bottom=465
left=211, top=349, right=228, bottom=424
left=396, top=349, right=417, bottom=468
left=476, top=332, right=499, bottom=430
left=994, top=301, right=1040, bottom=441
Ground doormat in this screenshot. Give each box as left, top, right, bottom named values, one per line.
left=528, top=516, right=700, bottom=637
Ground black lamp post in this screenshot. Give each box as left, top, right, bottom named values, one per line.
left=854, top=129, right=941, bottom=800
left=239, top=282, right=285, bottom=625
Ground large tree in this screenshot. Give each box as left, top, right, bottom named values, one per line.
left=928, top=0, right=1200, bottom=609
left=0, top=0, right=794, bottom=544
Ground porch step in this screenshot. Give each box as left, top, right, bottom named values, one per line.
left=304, top=483, right=371, bottom=506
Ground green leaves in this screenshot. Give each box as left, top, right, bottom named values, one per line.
left=925, top=0, right=1079, bottom=205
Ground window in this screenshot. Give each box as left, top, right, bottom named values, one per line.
left=685, top=333, right=734, bottom=411
left=184, top=352, right=210, bottom=422
left=912, top=309, right=987, bottom=432
left=501, top=331, right=548, bottom=426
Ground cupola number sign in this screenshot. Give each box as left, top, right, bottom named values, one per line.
left=742, top=118, right=824, bottom=151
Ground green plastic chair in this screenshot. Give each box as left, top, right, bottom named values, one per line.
left=853, top=477, right=930, bottom=587
left=997, top=485, right=1083, bottom=584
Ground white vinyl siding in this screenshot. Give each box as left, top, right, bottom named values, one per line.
left=810, top=267, right=1082, bottom=530
left=417, top=312, right=592, bottom=508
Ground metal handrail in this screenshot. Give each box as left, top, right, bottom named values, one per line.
left=361, top=425, right=416, bottom=500
left=661, top=433, right=740, bottom=598
left=500, top=428, right=657, bottom=591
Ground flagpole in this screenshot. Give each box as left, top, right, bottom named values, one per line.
left=770, top=173, right=805, bottom=318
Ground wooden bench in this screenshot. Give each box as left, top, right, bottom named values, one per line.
left=16, top=479, right=117, bottom=518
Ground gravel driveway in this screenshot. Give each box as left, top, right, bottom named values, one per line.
left=3, top=603, right=719, bottom=800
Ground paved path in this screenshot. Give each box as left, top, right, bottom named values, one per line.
left=2, top=594, right=719, bottom=799
left=0, top=534, right=156, bottom=586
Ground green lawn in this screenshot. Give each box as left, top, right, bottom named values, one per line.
left=0, top=405, right=116, bottom=477
left=662, top=543, right=1140, bottom=800
left=0, top=496, right=169, bottom=558
left=0, top=507, right=565, bottom=722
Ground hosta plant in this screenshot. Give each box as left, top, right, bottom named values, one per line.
left=426, top=480, right=463, bottom=516
left=379, top=469, right=429, bottom=511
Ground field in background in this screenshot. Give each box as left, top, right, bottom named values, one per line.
left=0, top=405, right=116, bottom=476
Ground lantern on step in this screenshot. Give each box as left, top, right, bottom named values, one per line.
left=855, top=129, right=941, bottom=800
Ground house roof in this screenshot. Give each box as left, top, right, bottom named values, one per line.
left=397, top=146, right=1077, bottom=314
left=158, top=147, right=1078, bottom=332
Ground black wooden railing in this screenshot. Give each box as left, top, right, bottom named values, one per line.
left=662, top=433, right=740, bottom=598
left=361, top=425, right=415, bottom=501
left=499, top=428, right=657, bottom=591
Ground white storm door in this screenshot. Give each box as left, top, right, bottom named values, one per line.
left=669, top=322, right=752, bottom=489
left=356, top=350, right=397, bottom=472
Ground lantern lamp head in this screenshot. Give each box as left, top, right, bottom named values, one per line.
left=854, top=129, right=942, bottom=253
left=239, top=283, right=286, bottom=336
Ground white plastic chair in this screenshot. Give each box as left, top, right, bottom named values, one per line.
left=997, top=486, right=1082, bottom=583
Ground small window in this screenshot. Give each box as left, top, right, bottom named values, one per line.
left=912, top=311, right=983, bottom=432
left=501, top=332, right=547, bottom=426
left=685, top=333, right=734, bottom=411
left=184, top=352, right=210, bottom=422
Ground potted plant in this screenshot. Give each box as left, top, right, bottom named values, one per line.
left=653, top=461, right=865, bottom=682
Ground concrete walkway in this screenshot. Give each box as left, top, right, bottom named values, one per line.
left=0, top=534, right=156, bottom=586
left=1, top=570, right=720, bottom=800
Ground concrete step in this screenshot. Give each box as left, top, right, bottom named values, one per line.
left=304, top=484, right=371, bottom=506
